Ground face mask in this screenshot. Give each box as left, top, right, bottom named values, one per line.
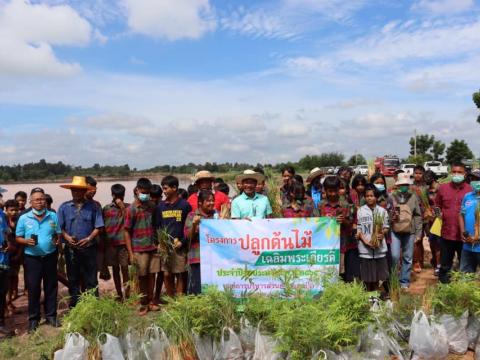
left=398, top=185, right=409, bottom=193
left=138, top=193, right=150, bottom=202
left=471, top=181, right=480, bottom=192
left=374, top=184, right=385, bottom=192
left=32, top=208, right=46, bottom=216
left=452, top=174, right=465, bottom=184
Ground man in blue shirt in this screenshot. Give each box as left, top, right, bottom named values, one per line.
left=16, top=188, right=61, bottom=333
left=57, top=177, right=104, bottom=308
left=459, top=171, right=480, bottom=273
left=231, top=170, right=272, bottom=219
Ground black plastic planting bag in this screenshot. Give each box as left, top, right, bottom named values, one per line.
left=439, top=311, right=468, bottom=355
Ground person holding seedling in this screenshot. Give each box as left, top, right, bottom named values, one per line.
left=435, top=163, right=472, bottom=283
left=459, top=170, right=480, bottom=273
left=411, top=165, right=429, bottom=274
left=356, top=184, right=390, bottom=291
left=390, top=173, right=422, bottom=289
left=124, top=178, right=160, bottom=316
left=319, top=176, right=359, bottom=282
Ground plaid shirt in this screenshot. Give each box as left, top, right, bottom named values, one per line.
left=282, top=197, right=319, bottom=218
left=184, top=209, right=217, bottom=265
left=320, top=197, right=357, bottom=253
left=124, top=201, right=156, bottom=252
left=103, top=202, right=129, bottom=247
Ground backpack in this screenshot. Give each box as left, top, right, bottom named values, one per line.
left=392, top=194, right=413, bottom=234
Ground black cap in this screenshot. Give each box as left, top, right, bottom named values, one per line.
left=30, top=187, right=45, bottom=195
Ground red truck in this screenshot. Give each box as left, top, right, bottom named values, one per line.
left=374, top=155, right=400, bottom=176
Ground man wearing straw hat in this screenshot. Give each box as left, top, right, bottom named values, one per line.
left=231, top=170, right=272, bottom=219
left=57, top=176, right=104, bottom=308
left=187, top=170, right=230, bottom=212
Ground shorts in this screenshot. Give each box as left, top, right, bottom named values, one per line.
left=105, top=246, right=129, bottom=267
left=162, top=249, right=187, bottom=274
left=134, top=251, right=161, bottom=277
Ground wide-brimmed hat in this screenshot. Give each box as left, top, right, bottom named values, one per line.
left=193, top=170, right=215, bottom=184
left=395, top=173, right=412, bottom=186
left=0, top=186, right=7, bottom=194
left=236, top=169, right=265, bottom=183
left=470, top=169, right=480, bottom=180
left=306, top=167, right=324, bottom=184
left=60, top=176, right=92, bottom=190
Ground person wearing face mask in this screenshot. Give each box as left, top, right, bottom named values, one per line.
left=124, top=178, right=160, bottom=316
left=459, top=171, right=480, bottom=273
left=390, top=173, right=422, bottom=289
left=282, top=181, right=318, bottom=218
left=16, top=188, right=62, bottom=333
left=58, top=177, right=104, bottom=309
left=435, top=163, right=472, bottom=283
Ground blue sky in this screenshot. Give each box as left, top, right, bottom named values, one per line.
left=0, top=0, right=479, bottom=168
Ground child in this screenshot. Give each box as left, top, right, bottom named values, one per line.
left=356, top=184, right=390, bottom=291
left=3, top=200, right=19, bottom=314
left=150, top=185, right=163, bottom=205
left=282, top=181, right=318, bottom=218
left=14, top=192, right=26, bottom=213
left=124, top=178, right=160, bottom=315
left=103, top=184, right=130, bottom=301
left=319, top=176, right=359, bottom=282
left=155, top=176, right=192, bottom=297
left=350, top=175, right=367, bottom=208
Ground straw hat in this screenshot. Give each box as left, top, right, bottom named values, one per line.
left=193, top=170, right=215, bottom=184
left=395, top=173, right=412, bottom=186
left=60, top=176, right=91, bottom=190
left=236, top=169, right=265, bottom=183
left=306, top=167, right=324, bottom=184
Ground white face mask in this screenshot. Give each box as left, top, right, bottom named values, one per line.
left=32, top=208, right=46, bottom=216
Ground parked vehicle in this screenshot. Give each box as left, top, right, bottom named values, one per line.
left=400, top=164, right=416, bottom=177
left=424, top=161, right=448, bottom=178
left=354, top=165, right=369, bottom=176
left=374, top=155, right=400, bottom=176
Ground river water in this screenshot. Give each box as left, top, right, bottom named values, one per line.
left=1, top=175, right=195, bottom=209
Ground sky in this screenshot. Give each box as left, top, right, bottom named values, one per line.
left=0, top=0, right=479, bottom=169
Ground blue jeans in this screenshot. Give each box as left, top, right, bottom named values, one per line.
left=460, top=250, right=480, bottom=273
left=391, top=232, right=414, bottom=286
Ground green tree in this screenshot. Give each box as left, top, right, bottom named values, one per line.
left=473, top=90, right=480, bottom=124
left=409, top=134, right=434, bottom=157
left=432, top=140, right=446, bottom=161
left=405, top=154, right=430, bottom=165
left=445, top=139, right=474, bottom=165
left=347, top=154, right=367, bottom=166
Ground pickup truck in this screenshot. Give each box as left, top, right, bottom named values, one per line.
left=400, top=164, right=416, bottom=177
left=354, top=165, right=369, bottom=176
left=424, top=161, right=448, bottom=178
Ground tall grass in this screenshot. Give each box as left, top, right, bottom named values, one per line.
left=264, top=167, right=282, bottom=218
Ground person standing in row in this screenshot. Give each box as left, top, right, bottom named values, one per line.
left=231, top=171, right=272, bottom=220
left=16, top=188, right=61, bottom=332
left=187, top=171, right=229, bottom=213
left=58, top=177, right=104, bottom=308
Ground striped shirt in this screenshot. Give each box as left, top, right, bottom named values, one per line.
left=103, top=202, right=129, bottom=247
left=124, top=201, right=156, bottom=252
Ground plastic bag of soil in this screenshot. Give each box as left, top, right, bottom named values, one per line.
left=253, top=326, right=282, bottom=360
left=476, top=337, right=480, bottom=360
left=466, top=314, right=480, bottom=351
left=239, top=318, right=256, bottom=360
left=194, top=333, right=219, bottom=360
left=60, top=333, right=90, bottom=360
left=439, top=311, right=468, bottom=355
left=357, top=325, right=404, bottom=360
left=215, top=327, right=244, bottom=360
left=141, top=325, right=169, bottom=360
left=122, top=327, right=143, bottom=360
left=409, top=311, right=448, bottom=360
left=98, top=333, right=125, bottom=360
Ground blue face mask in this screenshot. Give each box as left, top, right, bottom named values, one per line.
left=138, top=193, right=150, bottom=202
left=452, top=174, right=465, bottom=184
left=471, top=181, right=480, bottom=192
left=374, top=184, right=385, bottom=192
left=32, top=208, right=46, bottom=216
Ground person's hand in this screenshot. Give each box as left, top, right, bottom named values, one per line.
left=193, top=215, right=202, bottom=226
left=25, top=238, right=36, bottom=247
left=355, top=231, right=361, bottom=240
left=76, top=237, right=91, bottom=248
left=377, top=233, right=384, bottom=242
left=128, top=251, right=135, bottom=265
left=52, top=235, right=61, bottom=246
left=114, top=198, right=125, bottom=210
left=64, top=234, right=77, bottom=247
left=336, top=214, right=345, bottom=224
left=174, top=238, right=182, bottom=249
left=416, top=236, right=422, bottom=243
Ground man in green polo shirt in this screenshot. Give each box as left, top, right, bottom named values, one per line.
left=231, top=170, right=272, bottom=219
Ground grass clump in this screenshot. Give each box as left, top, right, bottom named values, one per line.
left=62, top=290, right=138, bottom=343
left=431, top=272, right=480, bottom=318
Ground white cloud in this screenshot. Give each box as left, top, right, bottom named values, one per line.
left=123, top=0, right=216, bottom=41
left=0, top=0, right=92, bottom=76
left=411, top=0, right=474, bottom=15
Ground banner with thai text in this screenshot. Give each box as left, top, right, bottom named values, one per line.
left=199, top=217, right=340, bottom=296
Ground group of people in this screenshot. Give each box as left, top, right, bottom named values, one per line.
left=0, top=162, right=478, bottom=337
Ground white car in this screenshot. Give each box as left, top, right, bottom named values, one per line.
left=401, top=164, right=416, bottom=177
left=354, top=165, right=369, bottom=176
left=424, top=161, right=449, bottom=178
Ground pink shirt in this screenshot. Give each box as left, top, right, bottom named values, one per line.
left=435, top=182, right=472, bottom=241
